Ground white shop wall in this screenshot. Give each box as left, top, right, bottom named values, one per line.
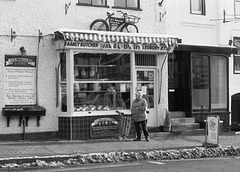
left=0, top=0, right=167, bottom=134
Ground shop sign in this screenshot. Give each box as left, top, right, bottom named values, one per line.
left=205, top=115, right=220, bottom=146
left=4, top=55, right=37, bottom=105
left=90, top=117, right=118, bottom=137
left=64, top=41, right=171, bottom=52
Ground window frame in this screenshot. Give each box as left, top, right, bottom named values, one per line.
left=190, top=0, right=206, bottom=15
left=191, top=53, right=228, bottom=112
left=72, top=52, right=132, bottom=112
left=77, top=0, right=109, bottom=7
left=113, top=0, right=141, bottom=10
left=233, top=37, right=240, bottom=74
left=235, top=0, right=240, bottom=18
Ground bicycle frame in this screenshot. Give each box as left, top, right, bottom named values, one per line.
left=106, top=13, right=126, bottom=32
left=90, top=10, right=139, bottom=33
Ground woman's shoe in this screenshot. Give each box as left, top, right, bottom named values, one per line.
left=145, top=137, right=150, bottom=142
left=133, top=138, right=141, bottom=141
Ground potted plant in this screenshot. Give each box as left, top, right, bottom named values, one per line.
left=163, top=111, right=171, bottom=132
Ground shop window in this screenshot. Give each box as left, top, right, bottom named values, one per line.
left=191, top=54, right=209, bottom=111
left=60, top=53, right=67, bottom=112
left=211, top=56, right=227, bottom=109
left=190, top=0, right=206, bottom=15
left=191, top=54, right=228, bottom=111
left=233, top=37, right=240, bottom=74
left=136, top=71, right=155, bottom=108
left=77, top=0, right=107, bottom=6
left=168, top=54, right=179, bottom=88
left=73, top=53, right=131, bottom=112
left=114, top=0, right=140, bottom=9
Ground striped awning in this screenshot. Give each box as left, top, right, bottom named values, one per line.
left=54, top=29, right=178, bottom=52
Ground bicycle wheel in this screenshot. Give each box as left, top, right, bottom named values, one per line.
left=120, top=23, right=138, bottom=33
left=90, top=19, right=109, bottom=31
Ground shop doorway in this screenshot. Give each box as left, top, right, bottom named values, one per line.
left=231, top=93, right=240, bottom=130
left=136, top=69, right=157, bottom=127
left=168, top=51, right=191, bottom=115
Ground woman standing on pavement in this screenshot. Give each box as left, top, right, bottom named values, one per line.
left=131, top=91, right=149, bottom=142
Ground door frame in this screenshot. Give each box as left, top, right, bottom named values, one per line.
left=135, top=67, right=158, bottom=127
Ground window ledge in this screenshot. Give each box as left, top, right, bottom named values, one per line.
left=112, top=6, right=142, bottom=11
left=76, top=3, right=110, bottom=8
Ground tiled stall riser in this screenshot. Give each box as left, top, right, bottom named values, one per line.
left=58, top=115, right=135, bottom=140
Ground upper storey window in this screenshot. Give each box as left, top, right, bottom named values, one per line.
left=233, top=37, right=240, bottom=74
left=114, top=0, right=140, bottom=9
left=190, top=0, right=206, bottom=15
left=77, top=0, right=107, bottom=6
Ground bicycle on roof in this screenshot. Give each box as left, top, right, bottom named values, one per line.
left=90, top=10, right=140, bottom=33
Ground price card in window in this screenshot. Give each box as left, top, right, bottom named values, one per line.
left=141, top=86, right=147, bottom=95
left=120, top=84, right=126, bottom=92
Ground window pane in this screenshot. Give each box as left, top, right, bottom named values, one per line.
left=93, top=0, right=105, bottom=5
left=60, top=53, right=66, bottom=81
left=74, top=53, right=131, bottom=81
left=114, top=0, right=138, bottom=8
left=233, top=38, right=240, bottom=73
left=211, top=56, right=227, bottom=109
left=114, top=0, right=125, bottom=7
left=61, top=83, right=67, bottom=112
left=191, top=54, right=209, bottom=110
left=234, top=56, right=240, bottom=73
left=191, top=0, right=204, bottom=14
left=73, top=53, right=131, bottom=112
left=79, top=0, right=91, bottom=4
left=74, top=83, right=131, bottom=111
left=127, top=0, right=138, bottom=8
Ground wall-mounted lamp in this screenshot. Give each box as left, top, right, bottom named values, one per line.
left=65, top=2, right=71, bottom=15
left=159, top=11, right=166, bottom=22
left=229, top=40, right=233, bottom=46
left=38, top=30, right=43, bottom=43
left=11, top=29, right=16, bottom=42
left=159, top=0, right=164, bottom=6
left=20, top=47, right=26, bottom=56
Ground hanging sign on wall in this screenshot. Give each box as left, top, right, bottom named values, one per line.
left=4, top=55, right=37, bottom=105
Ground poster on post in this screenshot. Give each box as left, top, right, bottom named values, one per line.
left=204, top=115, right=220, bottom=147
left=4, top=55, right=37, bottom=105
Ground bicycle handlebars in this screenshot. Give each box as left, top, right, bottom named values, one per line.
left=117, top=10, right=127, bottom=16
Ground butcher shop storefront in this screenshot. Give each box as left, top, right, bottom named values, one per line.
left=54, top=29, right=178, bottom=140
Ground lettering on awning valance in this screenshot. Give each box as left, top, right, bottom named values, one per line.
left=54, top=29, right=178, bottom=53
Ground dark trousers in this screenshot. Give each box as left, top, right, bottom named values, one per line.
left=134, top=120, right=149, bottom=139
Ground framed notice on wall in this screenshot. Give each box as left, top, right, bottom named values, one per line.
left=4, top=55, right=37, bottom=105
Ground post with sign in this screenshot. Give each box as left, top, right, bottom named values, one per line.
left=202, top=115, right=220, bottom=148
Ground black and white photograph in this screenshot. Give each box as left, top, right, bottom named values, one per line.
left=0, top=0, right=240, bottom=171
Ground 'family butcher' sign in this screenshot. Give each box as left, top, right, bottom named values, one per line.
left=4, top=55, right=37, bottom=105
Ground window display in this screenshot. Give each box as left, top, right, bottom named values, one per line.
left=73, top=53, right=131, bottom=112
left=74, top=83, right=131, bottom=111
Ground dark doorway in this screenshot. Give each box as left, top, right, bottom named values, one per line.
left=168, top=51, right=191, bottom=116
left=231, top=93, right=240, bottom=130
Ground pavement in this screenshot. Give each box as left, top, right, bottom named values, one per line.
left=0, top=131, right=240, bottom=163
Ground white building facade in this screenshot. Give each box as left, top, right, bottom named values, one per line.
left=166, top=0, right=238, bottom=131
left=0, top=0, right=178, bottom=140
